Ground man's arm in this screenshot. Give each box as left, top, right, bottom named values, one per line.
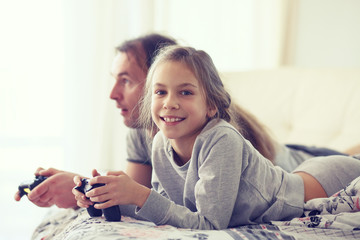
left=126, top=162, right=152, bottom=188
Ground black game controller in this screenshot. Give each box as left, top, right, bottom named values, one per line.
left=75, top=178, right=121, bottom=221
left=18, top=175, right=47, bottom=198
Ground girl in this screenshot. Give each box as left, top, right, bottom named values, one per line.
left=73, top=46, right=360, bottom=230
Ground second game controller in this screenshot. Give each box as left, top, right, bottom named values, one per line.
left=18, top=175, right=47, bottom=198
left=75, top=178, right=121, bottom=221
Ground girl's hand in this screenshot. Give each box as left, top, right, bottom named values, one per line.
left=86, top=171, right=151, bottom=209
left=72, top=175, right=93, bottom=208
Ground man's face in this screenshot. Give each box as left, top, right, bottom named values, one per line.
left=110, top=52, right=147, bottom=128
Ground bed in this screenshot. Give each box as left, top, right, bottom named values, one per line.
left=31, top=68, right=360, bottom=239
left=32, top=176, right=360, bottom=240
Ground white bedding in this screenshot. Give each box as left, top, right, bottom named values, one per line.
left=32, top=176, right=360, bottom=240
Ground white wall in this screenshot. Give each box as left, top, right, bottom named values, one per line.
left=152, top=0, right=287, bottom=71
left=287, top=0, right=360, bottom=67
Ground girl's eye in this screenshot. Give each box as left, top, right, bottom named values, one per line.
left=180, top=90, right=192, bottom=96
left=155, top=90, right=166, bottom=95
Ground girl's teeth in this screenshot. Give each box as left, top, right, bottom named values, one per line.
left=164, top=117, right=181, bottom=122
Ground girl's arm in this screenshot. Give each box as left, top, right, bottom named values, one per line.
left=72, top=172, right=149, bottom=221
left=136, top=128, right=246, bottom=230
left=82, top=128, right=248, bottom=229
left=85, top=171, right=151, bottom=208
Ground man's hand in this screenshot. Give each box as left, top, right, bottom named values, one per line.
left=14, top=167, right=81, bottom=209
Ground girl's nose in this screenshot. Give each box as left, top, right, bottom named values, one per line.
left=163, top=95, right=179, bottom=110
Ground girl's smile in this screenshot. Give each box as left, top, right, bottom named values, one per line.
left=160, top=116, right=185, bottom=124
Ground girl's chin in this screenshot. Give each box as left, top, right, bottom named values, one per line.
left=161, top=131, right=179, bottom=140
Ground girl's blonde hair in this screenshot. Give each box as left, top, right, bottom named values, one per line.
left=139, top=46, right=276, bottom=162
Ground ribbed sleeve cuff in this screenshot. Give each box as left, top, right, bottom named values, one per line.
left=135, top=189, right=171, bottom=225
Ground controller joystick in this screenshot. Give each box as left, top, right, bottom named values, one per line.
left=75, top=178, right=121, bottom=221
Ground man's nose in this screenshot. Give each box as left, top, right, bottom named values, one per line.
left=110, top=84, right=123, bottom=100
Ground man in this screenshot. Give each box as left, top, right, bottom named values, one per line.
left=14, top=33, right=177, bottom=208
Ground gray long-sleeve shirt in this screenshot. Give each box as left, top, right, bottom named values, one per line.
left=124, top=119, right=304, bottom=229
left=125, top=123, right=317, bottom=173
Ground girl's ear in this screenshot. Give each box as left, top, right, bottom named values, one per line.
left=207, top=107, right=217, bottom=118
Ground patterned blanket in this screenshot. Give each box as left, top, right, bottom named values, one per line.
left=32, top=176, right=360, bottom=240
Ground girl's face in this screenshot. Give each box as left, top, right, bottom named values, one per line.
left=151, top=61, right=216, bottom=143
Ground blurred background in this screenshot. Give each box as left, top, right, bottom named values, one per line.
left=1, top=0, right=360, bottom=239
